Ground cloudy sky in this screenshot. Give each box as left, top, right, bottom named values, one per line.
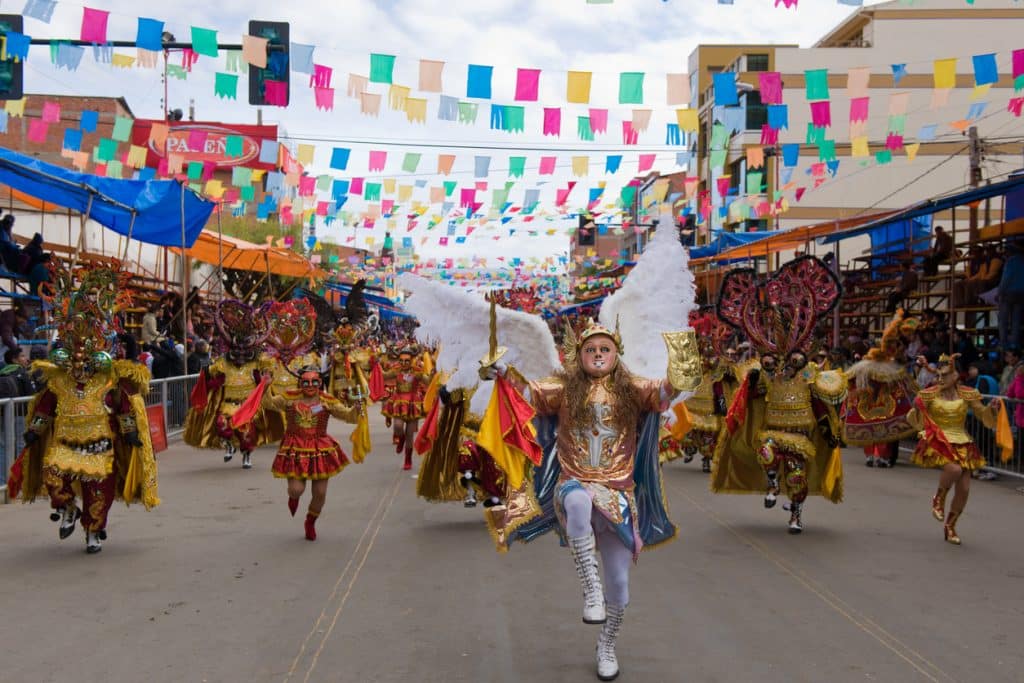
left=22, top=0, right=886, bottom=262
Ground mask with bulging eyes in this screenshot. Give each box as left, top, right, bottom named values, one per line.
left=299, top=371, right=322, bottom=397
left=785, top=352, right=808, bottom=377
left=760, top=354, right=778, bottom=375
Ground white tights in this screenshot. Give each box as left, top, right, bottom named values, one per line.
left=563, top=488, right=632, bottom=607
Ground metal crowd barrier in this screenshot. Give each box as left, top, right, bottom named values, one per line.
left=973, top=394, right=1024, bottom=479
left=0, top=373, right=199, bottom=490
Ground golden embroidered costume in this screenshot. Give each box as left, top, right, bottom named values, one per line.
left=7, top=262, right=159, bottom=554
left=712, top=256, right=845, bottom=534
left=184, top=299, right=283, bottom=468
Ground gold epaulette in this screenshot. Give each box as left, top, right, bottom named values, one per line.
left=113, top=359, right=151, bottom=394
left=812, top=369, right=848, bottom=405
left=958, top=386, right=983, bottom=401
left=30, top=360, right=61, bottom=382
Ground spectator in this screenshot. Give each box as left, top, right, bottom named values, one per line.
left=27, top=252, right=52, bottom=296
left=18, top=233, right=45, bottom=275
left=965, top=362, right=999, bottom=396
left=887, top=261, right=919, bottom=312
left=187, top=339, right=212, bottom=374
left=1000, top=347, right=1022, bottom=395
left=915, top=354, right=939, bottom=388
left=922, top=225, right=952, bottom=276
left=0, top=303, right=29, bottom=358
left=953, top=329, right=980, bottom=368
left=1005, top=363, right=1024, bottom=429
left=116, top=332, right=139, bottom=362
left=0, top=213, right=20, bottom=271
left=828, top=347, right=850, bottom=372
left=906, top=330, right=926, bottom=361
left=141, top=303, right=164, bottom=345
left=149, top=341, right=184, bottom=379
left=0, top=347, right=36, bottom=397
left=998, top=240, right=1024, bottom=350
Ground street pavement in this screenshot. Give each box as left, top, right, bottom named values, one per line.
left=2, top=412, right=1023, bottom=683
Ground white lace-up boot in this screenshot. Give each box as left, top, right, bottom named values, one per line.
left=596, top=603, right=626, bottom=680
left=569, top=533, right=606, bottom=624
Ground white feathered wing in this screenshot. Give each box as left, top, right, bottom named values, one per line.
left=599, top=207, right=698, bottom=381
left=398, top=273, right=561, bottom=415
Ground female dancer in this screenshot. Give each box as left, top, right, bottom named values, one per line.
left=910, top=353, right=1000, bottom=544
left=235, top=367, right=364, bottom=540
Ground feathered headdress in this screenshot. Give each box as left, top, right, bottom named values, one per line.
left=716, top=255, right=841, bottom=357
left=689, top=307, right=732, bottom=357
left=865, top=309, right=917, bottom=362
left=39, top=260, right=132, bottom=357
left=263, top=299, right=317, bottom=371
left=215, top=299, right=269, bottom=352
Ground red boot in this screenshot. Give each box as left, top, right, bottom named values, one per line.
left=402, top=449, right=413, bottom=471
left=304, top=512, right=318, bottom=541
left=288, top=497, right=299, bottom=517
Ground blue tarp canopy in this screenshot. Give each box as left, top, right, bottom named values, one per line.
left=818, top=173, right=1024, bottom=246
left=0, top=146, right=214, bottom=248
left=323, top=281, right=411, bottom=318
left=688, top=229, right=785, bottom=259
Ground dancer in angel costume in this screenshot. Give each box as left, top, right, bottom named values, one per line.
left=712, top=256, right=847, bottom=534
left=7, top=262, right=159, bottom=554
left=399, top=208, right=701, bottom=681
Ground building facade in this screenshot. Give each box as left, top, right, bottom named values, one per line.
left=688, top=0, right=1024, bottom=252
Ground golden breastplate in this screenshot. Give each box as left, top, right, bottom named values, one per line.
left=764, top=375, right=816, bottom=431
left=49, top=372, right=116, bottom=478
left=223, top=363, right=257, bottom=401
left=929, top=397, right=971, bottom=444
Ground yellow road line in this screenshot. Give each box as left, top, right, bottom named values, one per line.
left=302, top=474, right=403, bottom=683
left=284, top=469, right=401, bottom=682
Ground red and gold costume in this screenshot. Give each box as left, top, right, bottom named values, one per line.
left=910, top=385, right=993, bottom=472
left=415, top=384, right=507, bottom=507
left=381, top=343, right=432, bottom=469
left=184, top=300, right=283, bottom=467
left=382, top=353, right=430, bottom=420
left=7, top=262, right=159, bottom=554
left=843, top=311, right=919, bottom=467
left=264, top=389, right=362, bottom=481
left=712, top=256, right=846, bottom=534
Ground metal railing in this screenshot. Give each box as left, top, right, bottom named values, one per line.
left=0, top=373, right=199, bottom=489
left=973, top=394, right=1024, bottom=479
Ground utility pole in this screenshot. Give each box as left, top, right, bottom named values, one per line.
left=968, top=126, right=982, bottom=241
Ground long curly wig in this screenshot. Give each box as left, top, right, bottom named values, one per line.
left=559, top=357, right=643, bottom=437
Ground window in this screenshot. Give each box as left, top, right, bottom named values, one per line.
left=744, top=90, right=767, bottom=131
left=577, top=215, right=595, bottom=246
left=746, top=54, right=769, bottom=72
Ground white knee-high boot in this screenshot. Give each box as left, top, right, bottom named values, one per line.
left=596, top=603, right=625, bottom=680
left=569, top=533, right=606, bottom=624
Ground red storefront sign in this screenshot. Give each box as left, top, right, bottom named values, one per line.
left=131, top=120, right=280, bottom=171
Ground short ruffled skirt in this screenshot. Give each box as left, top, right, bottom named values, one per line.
left=272, top=435, right=348, bottom=480
left=911, top=441, right=986, bottom=471
left=382, top=396, right=424, bottom=420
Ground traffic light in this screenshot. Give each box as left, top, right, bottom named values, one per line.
left=248, top=20, right=289, bottom=107
left=0, top=14, right=25, bottom=101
